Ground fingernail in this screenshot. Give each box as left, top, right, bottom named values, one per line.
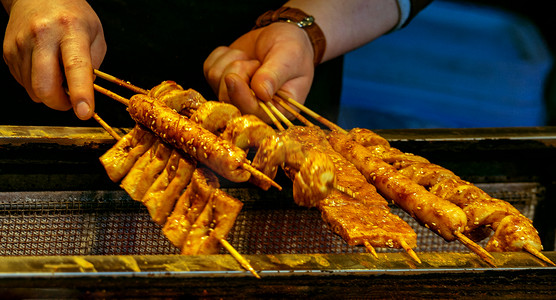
left=262, top=80, right=274, bottom=100
left=76, top=101, right=90, bottom=119
left=225, top=76, right=236, bottom=93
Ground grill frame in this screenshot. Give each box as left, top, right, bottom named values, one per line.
left=0, top=125, right=555, bottom=297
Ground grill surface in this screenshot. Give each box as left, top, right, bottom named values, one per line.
left=0, top=182, right=543, bottom=256
left=0, top=125, right=555, bottom=298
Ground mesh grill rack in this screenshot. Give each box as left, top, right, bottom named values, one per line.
left=0, top=125, right=555, bottom=256
left=0, top=182, right=542, bottom=256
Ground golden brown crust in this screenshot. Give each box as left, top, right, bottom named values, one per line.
left=220, top=114, right=276, bottom=150
left=99, top=124, right=157, bottom=182
left=190, top=101, right=241, bottom=134
left=328, top=130, right=467, bottom=241
left=128, top=94, right=250, bottom=183
left=143, top=151, right=196, bottom=224
left=486, top=214, right=542, bottom=252
left=120, top=141, right=173, bottom=201
left=281, top=126, right=416, bottom=248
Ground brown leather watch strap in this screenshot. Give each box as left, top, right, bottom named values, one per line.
left=254, top=7, right=327, bottom=66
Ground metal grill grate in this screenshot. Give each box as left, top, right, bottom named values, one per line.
left=0, top=182, right=542, bottom=256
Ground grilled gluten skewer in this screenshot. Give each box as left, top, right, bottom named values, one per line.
left=347, top=128, right=546, bottom=255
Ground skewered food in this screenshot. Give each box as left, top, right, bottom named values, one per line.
left=143, top=150, right=196, bottom=224
left=99, top=125, right=244, bottom=257
left=128, top=93, right=251, bottom=183
left=99, top=124, right=157, bottom=182
left=348, top=128, right=545, bottom=254
left=120, top=140, right=173, bottom=201
left=251, top=130, right=336, bottom=206
left=328, top=130, right=467, bottom=242
left=93, top=69, right=553, bottom=267
left=191, top=101, right=242, bottom=134
left=220, top=114, right=277, bottom=150
left=161, top=167, right=244, bottom=255
left=281, top=126, right=418, bottom=252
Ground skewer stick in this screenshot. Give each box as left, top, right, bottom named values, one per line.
left=94, top=84, right=130, bottom=106
left=242, top=163, right=282, bottom=191
left=273, top=96, right=315, bottom=127
left=523, top=244, right=556, bottom=266
left=93, top=113, right=121, bottom=141
left=364, top=241, right=378, bottom=258
left=266, top=101, right=294, bottom=128
left=94, top=69, right=149, bottom=95
left=454, top=231, right=496, bottom=267
left=400, top=240, right=421, bottom=264
left=276, top=90, right=347, bottom=134
left=259, top=99, right=358, bottom=198
left=259, top=101, right=285, bottom=131
left=220, top=238, right=261, bottom=279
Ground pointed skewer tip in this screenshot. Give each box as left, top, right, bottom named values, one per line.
left=220, top=239, right=261, bottom=279
left=523, top=244, right=556, bottom=267
left=364, top=241, right=378, bottom=258
left=400, top=240, right=421, bottom=264
left=454, top=231, right=496, bottom=267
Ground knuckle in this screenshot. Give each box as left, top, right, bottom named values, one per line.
left=205, top=68, right=221, bottom=84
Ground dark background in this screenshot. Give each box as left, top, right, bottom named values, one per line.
left=0, top=0, right=553, bottom=127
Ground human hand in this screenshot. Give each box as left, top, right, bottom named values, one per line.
left=204, top=22, right=314, bottom=122
left=2, top=0, right=106, bottom=120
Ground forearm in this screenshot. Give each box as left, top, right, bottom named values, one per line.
left=284, top=0, right=400, bottom=62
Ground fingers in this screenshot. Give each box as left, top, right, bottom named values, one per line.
left=60, top=29, right=97, bottom=119
left=204, top=46, right=251, bottom=96
left=250, top=27, right=315, bottom=104
left=3, top=0, right=106, bottom=120
left=224, top=73, right=269, bottom=119
left=30, top=41, right=72, bottom=111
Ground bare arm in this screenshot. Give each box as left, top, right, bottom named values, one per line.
left=285, top=0, right=400, bottom=63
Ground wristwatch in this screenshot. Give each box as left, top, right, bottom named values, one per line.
left=254, top=7, right=327, bottom=66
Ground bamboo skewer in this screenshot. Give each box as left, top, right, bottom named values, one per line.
left=266, top=101, right=294, bottom=128
left=93, top=113, right=121, bottom=141
left=273, top=96, right=315, bottom=128
left=258, top=101, right=285, bottom=131
left=400, top=240, right=421, bottom=264
left=454, top=232, right=496, bottom=267
left=94, top=69, right=149, bottom=95
left=242, top=162, right=281, bottom=190
left=94, top=84, right=130, bottom=106
left=524, top=244, right=556, bottom=267
left=363, top=241, right=378, bottom=259
left=276, top=90, right=347, bottom=134
left=91, top=108, right=261, bottom=278
left=220, top=238, right=261, bottom=278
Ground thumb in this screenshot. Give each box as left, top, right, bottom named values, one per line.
left=250, top=45, right=313, bottom=103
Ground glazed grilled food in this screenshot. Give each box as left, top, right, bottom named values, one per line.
left=128, top=93, right=251, bottom=183
left=329, top=128, right=544, bottom=253
left=271, top=126, right=417, bottom=250
left=100, top=128, right=242, bottom=255
left=97, top=78, right=550, bottom=265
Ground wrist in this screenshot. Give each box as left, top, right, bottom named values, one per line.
left=254, top=7, right=326, bottom=66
